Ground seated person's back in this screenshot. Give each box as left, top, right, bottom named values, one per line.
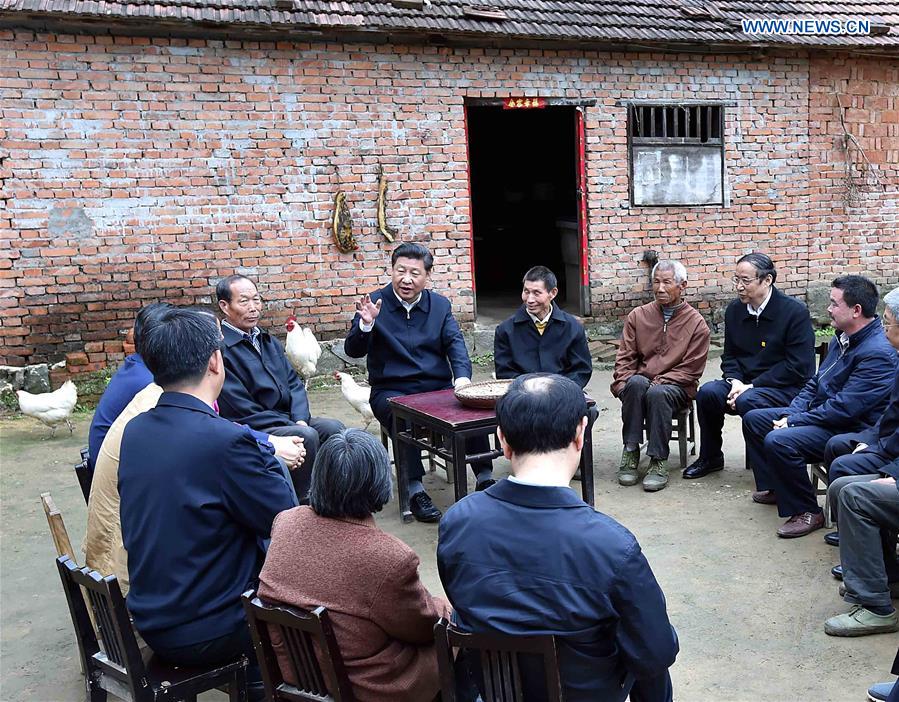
left=259, top=429, right=449, bottom=702
left=118, top=307, right=296, bottom=701
left=438, top=374, right=678, bottom=702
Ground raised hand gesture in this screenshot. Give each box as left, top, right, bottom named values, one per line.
left=355, top=294, right=382, bottom=325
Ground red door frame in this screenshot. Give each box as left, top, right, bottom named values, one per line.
left=574, top=106, right=590, bottom=317
left=463, top=98, right=594, bottom=318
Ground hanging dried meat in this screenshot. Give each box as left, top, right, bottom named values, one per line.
left=332, top=191, right=358, bottom=253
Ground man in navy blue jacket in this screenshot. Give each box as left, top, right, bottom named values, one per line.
left=216, top=274, right=344, bottom=501
left=494, top=266, right=593, bottom=389
left=684, top=254, right=815, bottom=479
left=345, top=242, right=492, bottom=522
left=823, top=287, right=899, bottom=484
left=87, top=302, right=167, bottom=472
left=438, top=374, right=678, bottom=702
left=119, top=307, right=296, bottom=701
left=743, top=275, right=898, bottom=538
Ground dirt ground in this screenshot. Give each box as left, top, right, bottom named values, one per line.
left=2, top=360, right=897, bottom=701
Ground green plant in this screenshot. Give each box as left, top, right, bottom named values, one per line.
left=815, top=325, right=836, bottom=339
left=470, top=353, right=494, bottom=367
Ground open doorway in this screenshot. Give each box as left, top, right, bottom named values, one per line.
left=466, top=103, right=584, bottom=325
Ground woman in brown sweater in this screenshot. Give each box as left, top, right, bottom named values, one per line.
left=258, top=428, right=450, bottom=702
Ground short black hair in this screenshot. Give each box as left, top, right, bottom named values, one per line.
left=133, top=302, right=172, bottom=356
left=391, top=242, right=433, bottom=272
left=832, top=275, right=879, bottom=318
left=141, top=307, right=222, bottom=388
left=496, top=373, right=588, bottom=455
left=215, top=274, right=251, bottom=303
left=308, top=429, right=392, bottom=519
left=522, top=266, right=558, bottom=292
left=736, top=253, right=777, bottom=283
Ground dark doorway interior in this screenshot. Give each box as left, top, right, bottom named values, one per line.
left=467, top=105, right=579, bottom=323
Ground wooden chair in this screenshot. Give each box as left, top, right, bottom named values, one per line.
left=241, top=591, right=355, bottom=702
left=41, top=492, right=76, bottom=560
left=380, top=424, right=453, bottom=483
left=56, top=556, right=247, bottom=702
left=75, top=446, right=92, bottom=504
left=641, top=401, right=696, bottom=470
left=434, top=618, right=563, bottom=702
left=809, top=462, right=833, bottom=527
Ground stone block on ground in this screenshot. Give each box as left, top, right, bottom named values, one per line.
left=328, top=339, right=366, bottom=368
left=23, top=365, right=51, bottom=394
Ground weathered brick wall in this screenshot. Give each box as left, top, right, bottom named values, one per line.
left=1, top=29, right=896, bottom=370
left=807, top=55, right=899, bottom=283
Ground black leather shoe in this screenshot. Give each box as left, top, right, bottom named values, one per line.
left=832, top=564, right=843, bottom=580
left=410, top=492, right=442, bottom=523
left=682, top=457, right=725, bottom=479
left=476, top=478, right=496, bottom=491
left=824, top=531, right=840, bottom=547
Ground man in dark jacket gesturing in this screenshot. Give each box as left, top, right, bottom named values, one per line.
left=216, top=274, right=344, bottom=501
left=345, top=243, right=493, bottom=522
left=684, top=253, right=816, bottom=479
left=743, top=275, right=898, bottom=538
left=438, top=374, right=678, bottom=702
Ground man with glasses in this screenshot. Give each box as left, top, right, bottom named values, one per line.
left=742, top=275, right=897, bottom=538
left=684, top=253, right=816, bottom=479
left=216, top=274, right=344, bottom=502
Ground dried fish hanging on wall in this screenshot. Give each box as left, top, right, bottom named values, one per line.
left=332, top=192, right=358, bottom=253
left=376, top=165, right=397, bottom=243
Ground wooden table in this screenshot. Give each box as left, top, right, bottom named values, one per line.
left=389, top=389, right=595, bottom=522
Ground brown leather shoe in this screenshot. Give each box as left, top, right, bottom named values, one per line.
left=752, top=490, right=777, bottom=505
left=777, top=511, right=825, bottom=538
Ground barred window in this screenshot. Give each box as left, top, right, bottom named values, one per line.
left=628, top=103, right=725, bottom=206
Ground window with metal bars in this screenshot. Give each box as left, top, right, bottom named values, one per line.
left=628, top=102, right=725, bottom=206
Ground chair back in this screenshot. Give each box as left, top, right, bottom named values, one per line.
left=75, top=446, right=92, bottom=504
left=41, top=492, right=75, bottom=559
left=434, top=618, right=564, bottom=702
left=57, top=556, right=151, bottom=701
left=241, top=591, right=355, bottom=702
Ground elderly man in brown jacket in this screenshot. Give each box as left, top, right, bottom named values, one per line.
left=612, top=260, right=710, bottom=492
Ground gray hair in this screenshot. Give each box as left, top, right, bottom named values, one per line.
left=651, top=260, right=688, bottom=284
left=307, top=429, right=392, bottom=519
left=884, top=287, right=899, bottom=321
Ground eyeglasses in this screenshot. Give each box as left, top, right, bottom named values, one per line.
left=731, top=276, right=758, bottom=288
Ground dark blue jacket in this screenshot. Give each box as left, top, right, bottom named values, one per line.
left=344, top=284, right=471, bottom=397
left=88, top=354, right=153, bottom=472
left=437, top=480, right=678, bottom=702
left=786, top=318, right=897, bottom=430
left=720, top=287, right=816, bottom=388
left=218, top=323, right=311, bottom=430
left=119, top=392, right=296, bottom=649
left=494, top=305, right=593, bottom=389
left=854, top=368, right=899, bottom=460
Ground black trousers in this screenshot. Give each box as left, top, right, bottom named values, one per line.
left=371, top=389, right=492, bottom=482
left=268, top=416, right=345, bottom=502
left=695, top=379, right=800, bottom=461
left=618, top=375, right=688, bottom=460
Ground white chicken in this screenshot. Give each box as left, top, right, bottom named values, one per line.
left=334, top=372, right=375, bottom=430
left=16, top=380, right=78, bottom=436
left=285, top=315, right=322, bottom=380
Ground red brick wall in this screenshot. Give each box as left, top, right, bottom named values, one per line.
left=1, top=29, right=897, bottom=369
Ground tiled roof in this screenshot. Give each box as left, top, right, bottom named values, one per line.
left=1, top=0, right=898, bottom=48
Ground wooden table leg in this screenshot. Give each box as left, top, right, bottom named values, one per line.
left=452, top=432, right=469, bottom=505
left=393, top=412, right=413, bottom=523
left=581, top=414, right=596, bottom=508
